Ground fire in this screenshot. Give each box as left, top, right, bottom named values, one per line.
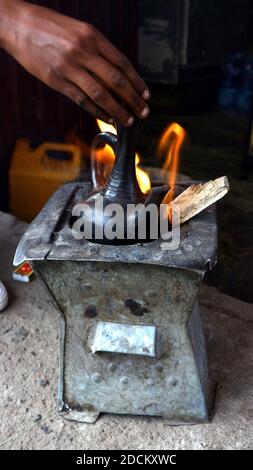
left=94, top=119, right=186, bottom=204
left=158, top=122, right=186, bottom=203
left=135, top=153, right=151, bottom=194
left=95, top=119, right=151, bottom=194
left=96, top=119, right=117, bottom=135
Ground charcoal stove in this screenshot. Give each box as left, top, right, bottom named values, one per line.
left=13, top=176, right=217, bottom=424
left=13, top=119, right=217, bottom=424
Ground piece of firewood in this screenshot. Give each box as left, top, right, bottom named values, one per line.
left=170, top=176, right=229, bottom=224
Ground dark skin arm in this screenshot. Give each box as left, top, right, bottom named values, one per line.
left=0, top=0, right=150, bottom=126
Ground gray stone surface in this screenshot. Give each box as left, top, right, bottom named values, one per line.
left=0, top=212, right=253, bottom=450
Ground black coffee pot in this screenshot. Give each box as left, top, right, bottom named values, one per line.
left=80, top=118, right=169, bottom=244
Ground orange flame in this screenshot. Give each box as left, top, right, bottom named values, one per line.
left=96, top=119, right=117, bottom=135
left=135, top=153, right=151, bottom=194
left=158, top=122, right=186, bottom=204
left=94, top=119, right=186, bottom=206
left=96, top=119, right=151, bottom=194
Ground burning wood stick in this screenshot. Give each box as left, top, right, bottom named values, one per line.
left=170, top=176, right=229, bottom=224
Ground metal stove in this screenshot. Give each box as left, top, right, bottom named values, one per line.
left=14, top=178, right=217, bottom=424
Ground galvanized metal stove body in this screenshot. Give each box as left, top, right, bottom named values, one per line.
left=14, top=181, right=217, bottom=424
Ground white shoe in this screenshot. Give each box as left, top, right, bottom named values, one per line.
left=0, top=281, right=8, bottom=312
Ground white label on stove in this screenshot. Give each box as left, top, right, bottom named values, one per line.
left=91, top=321, right=157, bottom=357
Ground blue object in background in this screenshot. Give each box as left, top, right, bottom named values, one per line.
left=219, top=53, right=253, bottom=113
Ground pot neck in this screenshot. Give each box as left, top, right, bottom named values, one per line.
left=104, top=119, right=145, bottom=203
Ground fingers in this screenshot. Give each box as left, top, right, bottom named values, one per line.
left=83, top=56, right=149, bottom=120
left=97, top=35, right=150, bottom=100
left=48, top=76, right=114, bottom=124
left=65, top=65, right=136, bottom=126
left=76, top=94, right=114, bottom=124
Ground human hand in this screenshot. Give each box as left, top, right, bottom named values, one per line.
left=0, top=0, right=150, bottom=125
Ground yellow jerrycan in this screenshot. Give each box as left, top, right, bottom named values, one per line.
left=9, top=139, right=82, bottom=222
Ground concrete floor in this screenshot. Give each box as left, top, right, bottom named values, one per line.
left=0, top=212, right=253, bottom=450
